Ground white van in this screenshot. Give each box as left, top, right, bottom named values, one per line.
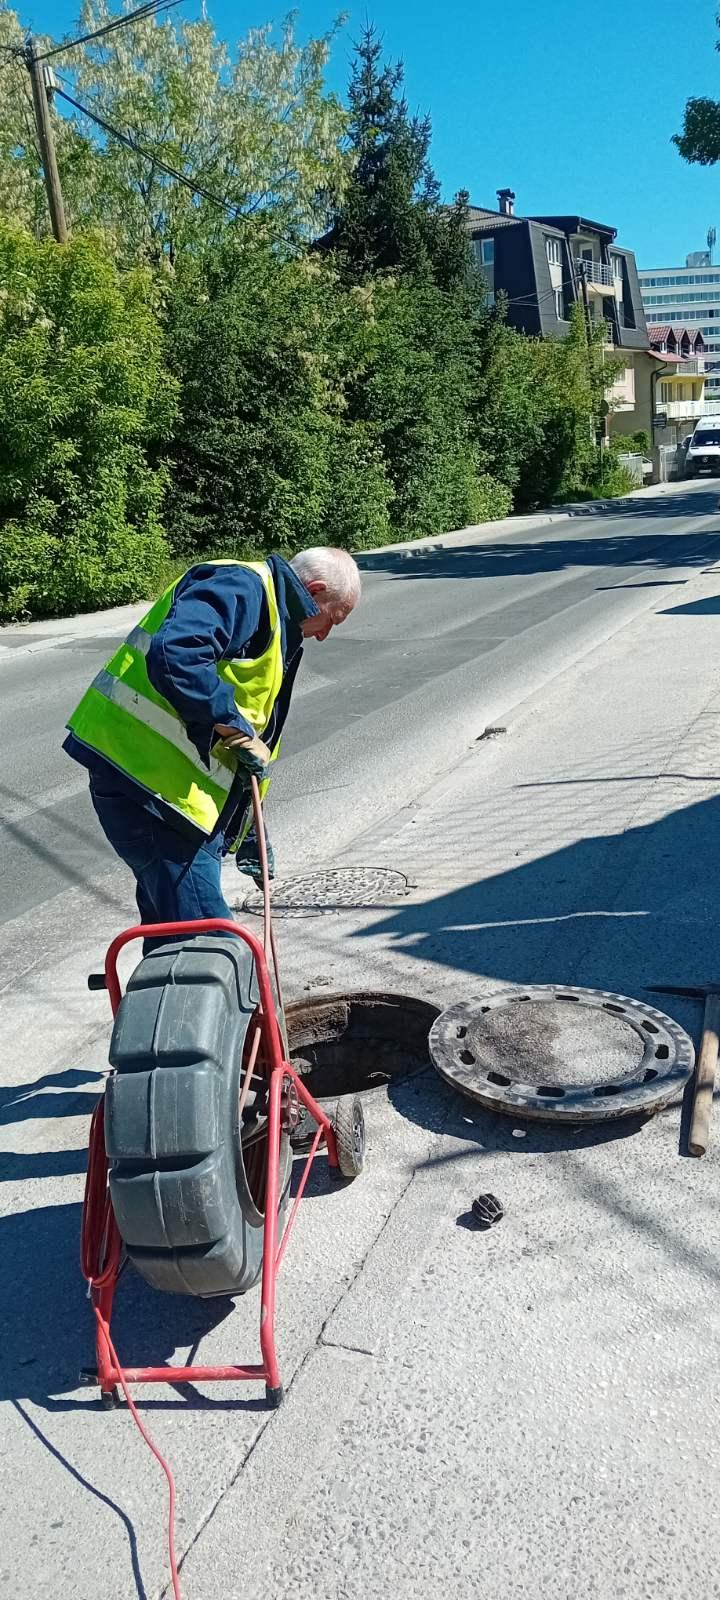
left=685, top=417, right=720, bottom=477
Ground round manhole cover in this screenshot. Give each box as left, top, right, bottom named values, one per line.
left=429, top=985, right=695, bottom=1123
left=238, top=866, right=410, bottom=919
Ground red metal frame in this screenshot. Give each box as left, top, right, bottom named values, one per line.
left=81, top=918, right=340, bottom=1406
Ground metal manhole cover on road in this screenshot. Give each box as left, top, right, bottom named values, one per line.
left=238, top=866, right=410, bottom=919
left=429, top=985, right=695, bottom=1123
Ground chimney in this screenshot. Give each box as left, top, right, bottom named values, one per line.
left=497, top=188, right=516, bottom=217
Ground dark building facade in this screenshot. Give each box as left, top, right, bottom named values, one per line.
left=468, top=191, right=649, bottom=352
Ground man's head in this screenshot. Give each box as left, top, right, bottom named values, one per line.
left=290, top=547, right=362, bottom=641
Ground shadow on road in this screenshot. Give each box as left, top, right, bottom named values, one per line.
left=0, top=1066, right=104, bottom=1132
left=358, top=515, right=720, bottom=585
left=660, top=594, right=720, bottom=616
left=0, top=1199, right=244, bottom=1409
left=355, top=790, right=720, bottom=1007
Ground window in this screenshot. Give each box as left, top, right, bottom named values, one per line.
left=474, top=237, right=494, bottom=267
left=554, top=288, right=564, bottom=319
left=612, top=253, right=623, bottom=280
left=546, top=236, right=561, bottom=266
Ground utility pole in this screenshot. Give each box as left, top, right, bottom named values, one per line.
left=577, top=260, right=602, bottom=476
left=24, top=37, right=68, bottom=243
left=577, top=258, right=591, bottom=333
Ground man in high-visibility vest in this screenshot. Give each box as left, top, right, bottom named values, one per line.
left=64, top=547, right=361, bottom=944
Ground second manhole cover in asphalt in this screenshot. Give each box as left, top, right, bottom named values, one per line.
left=238, top=866, right=410, bottom=918
left=429, top=985, right=695, bottom=1123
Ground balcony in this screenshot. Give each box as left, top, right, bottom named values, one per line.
left=672, top=358, right=705, bottom=376
left=574, top=258, right=615, bottom=295
left=659, top=399, right=706, bottom=420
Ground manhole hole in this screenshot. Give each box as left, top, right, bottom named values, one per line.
left=239, top=867, right=410, bottom=919
left=429, top=985, right=695, bottom=1123
left=287, top=991, right=439, bottom=1100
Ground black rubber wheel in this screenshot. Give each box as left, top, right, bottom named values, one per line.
left=333, top=1095, right=366, bottom=1178
left=104, top=936, right=291, bottom=1297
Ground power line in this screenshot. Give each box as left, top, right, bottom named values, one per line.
left=36, top=0, right=184, bottom=63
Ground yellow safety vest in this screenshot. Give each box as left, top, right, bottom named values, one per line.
left=67, top=560, right=283, bottom=845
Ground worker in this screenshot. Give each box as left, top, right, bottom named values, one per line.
left=64, top=547, right=361, bottom=944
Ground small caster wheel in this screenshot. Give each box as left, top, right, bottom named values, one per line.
left=333, top=1095, right=366, bottom=1179
left=100, top=1387, right=121, bottom=1410
left=265, top=1384, right=284, bottom=1409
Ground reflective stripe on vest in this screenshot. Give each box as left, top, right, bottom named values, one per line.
left=67, top=560, right=283, bottom=838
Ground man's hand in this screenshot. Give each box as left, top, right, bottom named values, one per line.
left=236, top=829, right=276, bottom=883
left=214, top=726, right=271, bottom=778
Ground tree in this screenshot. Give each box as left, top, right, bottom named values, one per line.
left=673, top=14, right=720, bottom=165
left=327, top=24, right=472, bottom=287
left=165, top=247, right=393, bottom=558
left=474, top=308, right=620, bottom=508
left=0, top=2, right=350, bottom=263
left=344, top=273, right=510, bottom=535
left=0, top=225, right=177, bottom=619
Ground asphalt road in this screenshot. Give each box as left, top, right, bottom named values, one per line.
left=2, top=481, right=720, bottom=937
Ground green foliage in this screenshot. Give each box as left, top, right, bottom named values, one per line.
left=344, top=273, right=509, bottom=537
left=581, top=460, right=638, bottom=500
left=0, top=1, right=349, bottom=261
left=609, top=430, right=651, bottom=456
left=165, top=249, right=393, bottom=558
left=674, top=97, right=720, bottom=164
left=327, top=25, right=473, bottom=289
left=673, top=16, right=720, bottom=166
left=474, top=307, right=613, bottom=508
left=0, top=12, right=632, bottom=621
left=0, top=225, right=177, bottom=619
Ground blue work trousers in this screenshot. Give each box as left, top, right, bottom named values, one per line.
left=90, top=775, right=234, bottom=952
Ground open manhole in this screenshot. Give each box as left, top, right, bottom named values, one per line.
left=287, top=991, right=439, bottom=1102
left=239, top=866, right=410, bottom=919
left=429, top=985, right=695, bottom=1124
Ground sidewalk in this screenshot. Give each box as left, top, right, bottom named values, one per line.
left=4, top=555, right=720, bottom=1599
left=201, top=560, right=720, bottom=1598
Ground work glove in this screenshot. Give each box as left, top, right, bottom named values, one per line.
left=214, top=727, right=271, bottom=779
left=236, top=829, right=275, bottom=883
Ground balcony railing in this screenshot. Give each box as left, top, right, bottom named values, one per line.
left=574, top=258, right=614, bottom=289
left=659, top=399, right=706, bottom=420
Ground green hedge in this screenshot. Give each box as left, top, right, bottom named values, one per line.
left=0, top=226, right=177, bottom=621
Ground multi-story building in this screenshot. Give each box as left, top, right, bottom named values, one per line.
left=466, top=190, right=663, bottom=442
left=468, top=190, right=649, bottom=349
left=639, top=252, right=720, bottom=408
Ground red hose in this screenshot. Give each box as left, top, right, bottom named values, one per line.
left=95, top=1311, right=181, bottom=1600
left=82, top=1100, right=182, bottom=1598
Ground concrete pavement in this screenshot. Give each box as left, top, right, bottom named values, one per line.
left=3, top=486, right=720, bottom=1597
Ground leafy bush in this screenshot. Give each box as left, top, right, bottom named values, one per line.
left=609, top=430, right=651, bottom=457
left=0, top=226, right=177, bottom=620
left=584, top=460, right=639, bottom=499
left=165, top=248, right=394, bottom=559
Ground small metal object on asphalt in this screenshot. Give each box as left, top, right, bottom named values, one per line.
left=471, top=1193, right=504, bottom=1230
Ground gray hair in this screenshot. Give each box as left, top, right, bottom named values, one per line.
left=290, top=546, right=361, bottom=608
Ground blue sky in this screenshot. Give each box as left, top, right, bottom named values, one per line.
left=23, top=0, right=720, bottom=266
